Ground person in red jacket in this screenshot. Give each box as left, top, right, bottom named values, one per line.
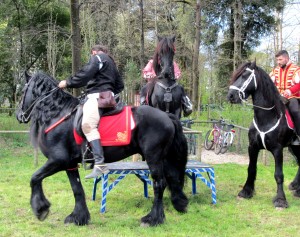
left=270, top=50, right=300, bottom=141
left=59, top=45, right=124, bottom=179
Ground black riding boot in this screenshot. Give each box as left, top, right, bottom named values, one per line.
left=85, top=140, right=109, bottom=179
left=140, top=85, right=147, bottom=105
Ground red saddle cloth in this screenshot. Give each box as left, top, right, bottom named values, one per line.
left=74, top=106, right=135, bottom=146
left=285, top=109, right=294, bottom=130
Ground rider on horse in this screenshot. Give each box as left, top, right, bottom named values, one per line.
left=58, top=45, right=124, bottom=179
left=270, top=50, right=300, bottom=142
left=140, top=58, right=193, bottom=116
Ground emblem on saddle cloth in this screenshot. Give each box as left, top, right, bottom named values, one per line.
left=73, top=106, right=135, bottom=146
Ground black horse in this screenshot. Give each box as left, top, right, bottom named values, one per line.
left=146, top=36, right=185, bottom=118
left=16, top=71, right=188, bottom=226
left=227, top=61, right=300, bottom=208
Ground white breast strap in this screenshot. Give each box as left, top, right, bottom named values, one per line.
left=253, top=113, right=282, bottom=149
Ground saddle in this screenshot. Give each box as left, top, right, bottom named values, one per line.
left=73, top=102, right=135, bottom=146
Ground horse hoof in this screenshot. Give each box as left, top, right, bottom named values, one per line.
left=275, top=207, right=285, bottom=211
left=237, top=196, right=244, bottom=200
left=288, top=182, right=298, bottom=191
left=38, top=209, right=50, bottom=221
left=140, top=222, right=150, bottom=227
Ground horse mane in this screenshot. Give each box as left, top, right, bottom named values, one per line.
left=29, top=71, right=79, bottom=146
left=231, top=62, right=285, bottom=117
left=152, top=36, right=175, bottom=76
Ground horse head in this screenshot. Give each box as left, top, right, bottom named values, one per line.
left=16, top=71, right=59, bottom=123
left=16, top=71, right=36, bottom=123
left=227, top=61, right=257, bottom=104
left=153, top=35, right=176, bottom=80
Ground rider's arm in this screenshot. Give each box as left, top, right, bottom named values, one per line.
left=288, top=71, right=300, bottom=96
left=142, top=60, right=156, bottom=80
left=174, top=61, right=181, bottom=80
left=66, top=56, right=99, bottom=88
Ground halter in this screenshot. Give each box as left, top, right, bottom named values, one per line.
left=18, top=77, right=59, bottom=122
left=229, top=68, right=274, bottom=111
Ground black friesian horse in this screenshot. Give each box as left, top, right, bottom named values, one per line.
left=16, top=71, right=188, bottom=226
left=227, top=61, right=300, bottom=208
left=147, top=36, right=185, bottom=118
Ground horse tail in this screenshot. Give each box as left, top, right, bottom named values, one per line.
left=164, top=113, right=188, bottom=212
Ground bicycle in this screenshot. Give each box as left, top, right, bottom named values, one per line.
left=204, top=118, right=225, bottom=154
left=220, top=124, right=236, bottom=154
left=181, top=119, right=197, bottom=155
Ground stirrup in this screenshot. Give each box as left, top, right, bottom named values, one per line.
left=291, top=136, right=300, bottom=145
left=85, top=164, right=109, bottom=179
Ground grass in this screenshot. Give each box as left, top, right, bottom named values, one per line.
left=1, top=139, right=300, bottom=237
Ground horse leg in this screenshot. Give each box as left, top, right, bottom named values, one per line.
left=238, top=145, right=259, bottom=199
left=30, top=160, right=62, bottom=221
left=141, top=158, right=166, bottom=226
left=64, top=169, right=90, bottom=225
left=270, top=148, right=288, bottom=208
left=163, top=160, right=188, bottom=213
left=288, top=146, right=300, bottom=197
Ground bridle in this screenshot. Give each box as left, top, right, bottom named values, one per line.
left=18, top=77, right=59, bottom=123
left=229, top=67, right=282, bottom=149
left=229, top=67, right=275, bottom=111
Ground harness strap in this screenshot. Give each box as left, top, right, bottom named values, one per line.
left=67, top=165, right=79, bottom=171
left=253, top=113, right=282, bottom=149
left=44, top=106, right=78, bottom=134
left=156, top=81, right=178, bottom=92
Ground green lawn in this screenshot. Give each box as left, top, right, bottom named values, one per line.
left=1, top=140, right=300, bottom=237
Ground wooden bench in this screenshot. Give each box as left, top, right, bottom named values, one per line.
left=91, top=160, right=216, bottom=213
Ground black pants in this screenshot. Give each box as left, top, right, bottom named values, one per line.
left=288, top=98, right=300, bottom=136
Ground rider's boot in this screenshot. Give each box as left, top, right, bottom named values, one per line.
left=182, top=95, right=193, bottom=117
left=140, top=85, right=147, bottom=105
left=85, top=140, right=109, bottom=179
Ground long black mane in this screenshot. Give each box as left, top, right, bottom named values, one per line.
left=231, top=62, right=284, bottom=118
left=28, top=71, right=78, bottom=147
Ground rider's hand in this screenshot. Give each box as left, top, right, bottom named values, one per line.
left=282, top=89, right=291, bottom=98
left=58, top=80, right=67, bottom=89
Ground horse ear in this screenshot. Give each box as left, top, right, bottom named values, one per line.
left=25, top=71, right=31, bottom=82
left=251, top=59, right=257, bottom=68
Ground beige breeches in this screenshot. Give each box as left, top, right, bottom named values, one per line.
left=82, top=93, right=100, bottom=142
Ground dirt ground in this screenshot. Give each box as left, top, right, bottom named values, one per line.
left=199, top=149, right=249, bottom=165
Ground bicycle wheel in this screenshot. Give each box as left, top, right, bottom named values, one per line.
left=204, top=130, right=214, bottom=150
left=220, top=136, right=229, bottom=154
left=214, top=131, right=223, bottom=155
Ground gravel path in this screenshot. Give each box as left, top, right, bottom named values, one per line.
left=199, top=149, right=248, bottom=165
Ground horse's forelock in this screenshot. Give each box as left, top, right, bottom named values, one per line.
left=230, top=62, right=252, bottom=85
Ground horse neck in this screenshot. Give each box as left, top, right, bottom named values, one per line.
left=251, top=87, right=283, bottom=127
left=33, top=89, right=78, bottom=126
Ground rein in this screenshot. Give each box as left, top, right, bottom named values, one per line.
left=19, top=86, right=59, bottom=123
left=229, top=68, right=275, bottom=111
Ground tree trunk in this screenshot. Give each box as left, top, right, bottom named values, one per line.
left=233, top=0, right=242, bottom=70
left=70, top=0, right=82, bottom=96
left=192, top=0, right=201, bottom=110
left=138, top=0, right=145, bottom=88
